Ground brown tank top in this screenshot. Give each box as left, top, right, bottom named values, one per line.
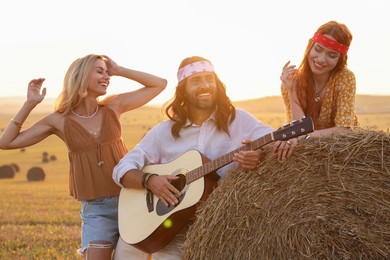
left=64, top=106, right=128, bottom=201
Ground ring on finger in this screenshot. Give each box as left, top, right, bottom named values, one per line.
left=287, top=141, right=291, bottom=146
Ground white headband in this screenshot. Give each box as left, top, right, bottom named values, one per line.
left=177, top=60, right=215, bottom=82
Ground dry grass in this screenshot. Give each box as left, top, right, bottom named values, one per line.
left=0, top=163, right=81, bottom=259
left=183, top=128, right=390, bottom=260
left=0, top=99, right=389, bottom=258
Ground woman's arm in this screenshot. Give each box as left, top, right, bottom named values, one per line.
left=103, top=56, right=167, bottom=114
left=310, top=126, right=351, bottom=137
left=0, top=78, right=53, bottom=149
left=280, top=61, right=305, bottom=121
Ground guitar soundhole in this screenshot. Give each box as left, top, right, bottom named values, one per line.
left=156, top=174, right=186, bottom=216
left=171, top=174, right=186, bottom=192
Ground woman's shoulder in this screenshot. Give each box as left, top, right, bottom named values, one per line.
left=334, top=67, right=355, bottom=78
left=44, top=111, right=65, bottom=121
left=330, top=67, right=356, bottom=93
left=99, top=95, right=119, bottom=109
left=40, top=111, right=66, bottom=134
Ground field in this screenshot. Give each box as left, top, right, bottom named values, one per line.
left=0, top=95, right=389, bottom=259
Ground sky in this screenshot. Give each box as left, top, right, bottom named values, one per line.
left=1, top=0, right=389, bottom=105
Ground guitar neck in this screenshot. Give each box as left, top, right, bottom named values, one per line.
left=186, top=132, right=274, bottom=184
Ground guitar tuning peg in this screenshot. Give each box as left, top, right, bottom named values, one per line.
left=297, top=116, right=306, bottom=123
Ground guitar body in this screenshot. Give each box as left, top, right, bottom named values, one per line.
left=118, top=150, right=220, bottom=253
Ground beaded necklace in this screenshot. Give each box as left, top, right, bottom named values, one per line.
left=71, top=105, right=99, bottom=119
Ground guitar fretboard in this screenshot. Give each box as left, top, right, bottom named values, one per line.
left=186, top=133, right=274, bottom=184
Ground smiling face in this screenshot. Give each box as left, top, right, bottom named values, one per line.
left=308, top=35, right=341, bottom=76
left=184, top=71, right=217, bottom=111
left=87, top=59, right=110, bottom=97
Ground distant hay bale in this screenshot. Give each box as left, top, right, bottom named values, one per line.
left=183, top=128, right=390, bottom=260
left=10, top=163, right=20, bottom=173
left=49, top=155, right=57, bottom=161
left=41, top=151, right=49, bottom=163
left=0, top=165, right=15, bottom=179
left=27, top=167, right=46, bottom=181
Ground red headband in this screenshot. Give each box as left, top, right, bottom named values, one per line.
left=312, top=32, right=349, bottom=54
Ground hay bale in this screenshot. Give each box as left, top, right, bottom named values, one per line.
left=27, top=167, right=46, bottom=181
left=10, top=163, right=20, bottom=173
left=0, top=165, right=15, bottom=179
left=183, top=128, right=390, bottom=260
left=42, top=152, right=49, bottom=163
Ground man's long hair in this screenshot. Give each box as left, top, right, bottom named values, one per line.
left=295, top=21, right=352, bottom=126
left=163, top=56, right=236, bottom=138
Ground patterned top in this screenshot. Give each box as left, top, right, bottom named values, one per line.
left=64, top=106, right=128, bottom=201
left=281, top=68, right=359, bottom=129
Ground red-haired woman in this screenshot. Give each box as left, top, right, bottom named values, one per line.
left=280, top=21, right=358, bottom=140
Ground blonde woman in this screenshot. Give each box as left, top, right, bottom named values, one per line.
left=0, top=54, right=167, bottom=259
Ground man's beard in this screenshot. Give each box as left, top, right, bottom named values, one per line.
left=186, top=93, right=217, bottom=110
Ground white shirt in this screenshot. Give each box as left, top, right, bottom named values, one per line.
left=113, top=108, right=274, bottom=186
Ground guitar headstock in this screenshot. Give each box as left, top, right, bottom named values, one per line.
left=273, top=116, right=314, bottom=141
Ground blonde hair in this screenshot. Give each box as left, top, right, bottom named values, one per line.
left=55, top=54, right=106, bottom=114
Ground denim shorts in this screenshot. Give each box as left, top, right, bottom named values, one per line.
left=78, top=196, right=119, bottom=254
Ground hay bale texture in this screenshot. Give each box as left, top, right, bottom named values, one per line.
left=183, top=129, right=390, bottom=260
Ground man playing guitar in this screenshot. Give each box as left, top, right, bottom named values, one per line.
left=112, top=56, right=299, bottom=259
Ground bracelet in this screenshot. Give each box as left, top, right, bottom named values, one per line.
left=141, top=173, right=151, bottom=188
left=10, top=119, right=22, bottom=128
left=144, top=173, right=158, bottom=190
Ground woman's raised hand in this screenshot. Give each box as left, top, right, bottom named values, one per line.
left=103, top=55, right=121, bottom=76
left=27, top=78, right=46, bottom=104
left=280, top=61, right=297, bottom=92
